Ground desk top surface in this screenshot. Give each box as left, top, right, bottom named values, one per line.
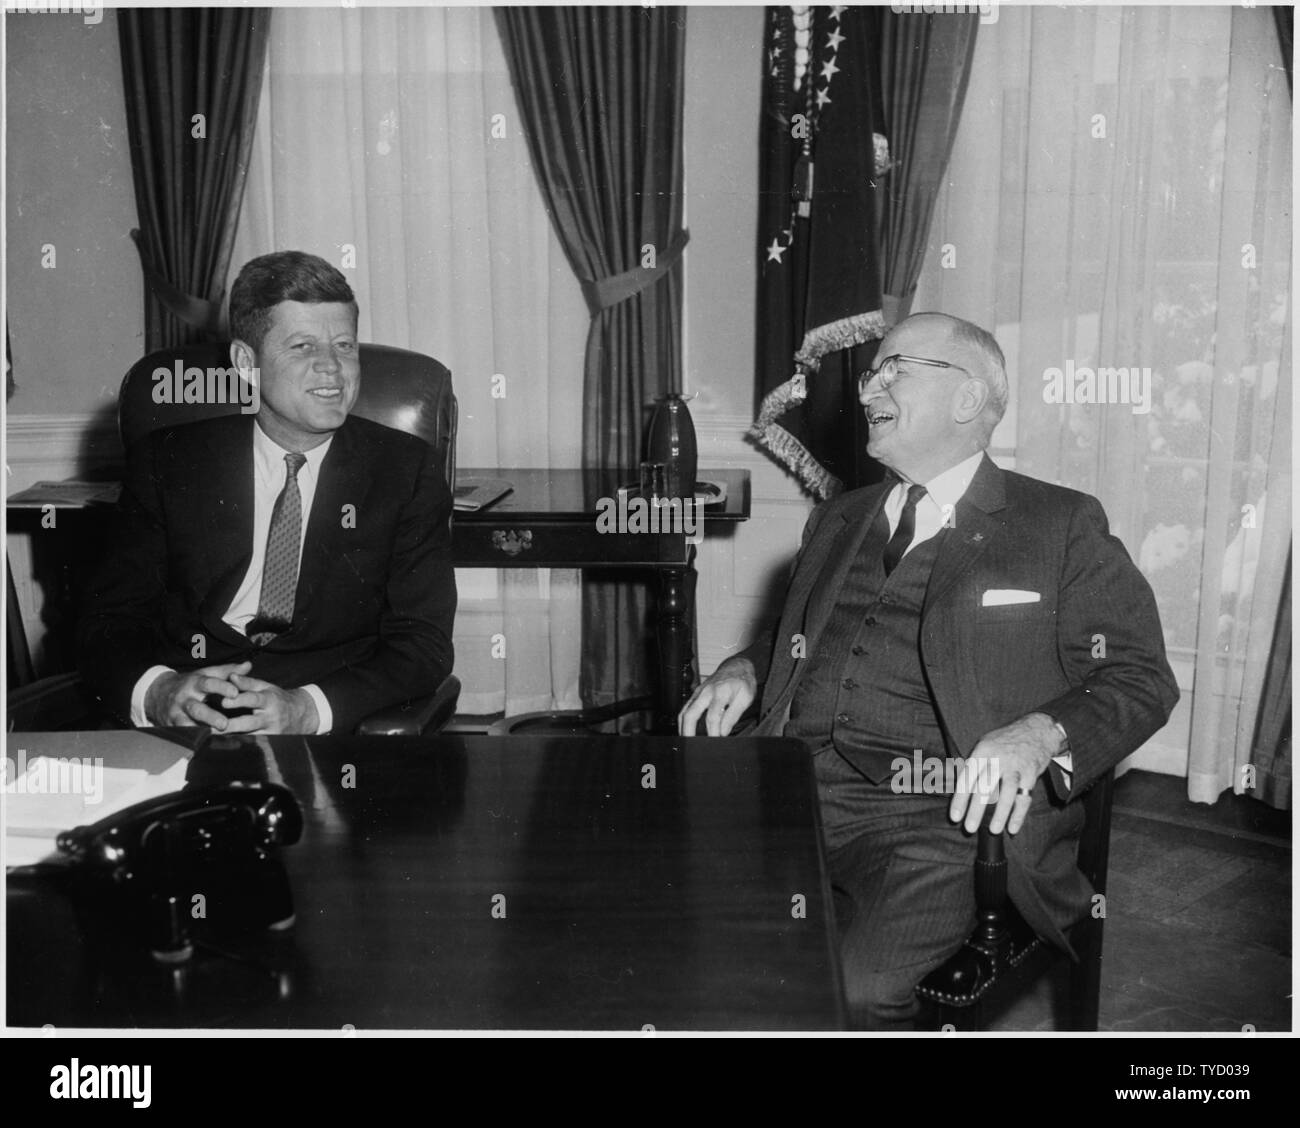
left=7, top=469, right=752, bottom=521
left=453, top=468, right=750, bottom=521
left=7, top=730, right=842, bottom=1031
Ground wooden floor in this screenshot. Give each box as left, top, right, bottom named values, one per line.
left=987, top=769, right=1292, bottom=1032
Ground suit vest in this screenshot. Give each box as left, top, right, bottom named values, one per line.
left=786, top=506, right=948, bottom=783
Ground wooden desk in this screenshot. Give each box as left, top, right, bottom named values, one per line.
left=6, top=730, right=843, bottom=1031
left=454, top=469, right=750, bottom=731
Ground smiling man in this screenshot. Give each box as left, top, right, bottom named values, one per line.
left=681, top=312, right=1177, bottom=1030
left=78, top=251, right=456, bottom=735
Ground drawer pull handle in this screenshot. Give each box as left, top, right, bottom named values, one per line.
left=492, top=530, right=533, bottom=557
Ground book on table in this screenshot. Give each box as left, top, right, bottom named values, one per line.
left=452, top=476, right=513, bottom=513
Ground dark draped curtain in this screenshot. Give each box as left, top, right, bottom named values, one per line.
left=1275, top=5, right=1293, bottom=95
left=1251, top=551, right=1291, bottom=809
left=118, top=8, right=271, bottom=351
left=1251, top=9, right=1292, bottom=808
left=878, top=11, right=979, bottom=322
left=495, top=7, right=688, bottom=720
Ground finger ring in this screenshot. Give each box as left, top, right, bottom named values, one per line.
left=1017, top=784, right=1032, bottom=797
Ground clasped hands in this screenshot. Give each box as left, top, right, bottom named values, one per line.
left=144, top=661, right=319, bottom=735
left=679, top=663, right=1063, bottom=837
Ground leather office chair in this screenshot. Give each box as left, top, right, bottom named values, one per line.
left=915, top=769, right=1116, bottom=1031
left=117, top=341, right=457, bottom=485
left=8, top=341, right=460, bottom=736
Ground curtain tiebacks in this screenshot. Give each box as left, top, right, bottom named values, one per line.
left=129, top=229, right=227, bottom=337
left=580, top=228, right=690, bottom=316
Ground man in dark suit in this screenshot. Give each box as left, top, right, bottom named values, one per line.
left=681, top=312, right=1177, bottom=1029
left=78, top=251, right=456, bottom=736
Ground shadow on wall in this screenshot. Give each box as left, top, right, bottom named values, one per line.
left=16, top=400, right=122, bottom=678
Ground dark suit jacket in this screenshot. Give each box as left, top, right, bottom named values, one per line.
left=738, top=454, right=1179, bottom=949
left=78, top=413, right=456, bottom=735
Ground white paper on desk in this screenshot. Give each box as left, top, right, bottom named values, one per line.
left=3, top=755, right=190, bottom=869
left=6, top=479, right=123, bottom=508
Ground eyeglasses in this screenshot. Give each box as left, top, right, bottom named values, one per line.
left=858, top=354, right=969, bottom=396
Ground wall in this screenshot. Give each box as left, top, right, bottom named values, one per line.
left=684, top=6, right=816, bottom=674
left=5, top=9, right=141, bottom=430
left=683, top=5, right=762, bottom=417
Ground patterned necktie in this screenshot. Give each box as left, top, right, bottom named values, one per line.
left=882, top=484, right=927, bottom=577
left=249, top=451, right=307, bottom=646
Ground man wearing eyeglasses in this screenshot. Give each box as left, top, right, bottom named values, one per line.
left=681, top=312, right=1177, bottom=1030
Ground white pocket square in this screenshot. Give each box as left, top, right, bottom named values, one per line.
left=982, top=589, right=1041, bottom=607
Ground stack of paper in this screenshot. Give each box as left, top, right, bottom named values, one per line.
left=3, top=755, right=190, bottom=869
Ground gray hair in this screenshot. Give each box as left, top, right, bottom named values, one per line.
left=946, top=317, right=1008, bottom=436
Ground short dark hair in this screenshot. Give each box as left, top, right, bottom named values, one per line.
left=228, top=251, right=358, bottom=352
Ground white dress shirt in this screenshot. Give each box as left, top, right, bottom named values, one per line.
left=130, top=424, right=335, bottom=733
left=885, top=450, right=1072, bottom=779
left=882, top=449, right=983, bottom=549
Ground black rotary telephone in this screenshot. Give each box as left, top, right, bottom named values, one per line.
left=53, top=780, right=304, bottom=963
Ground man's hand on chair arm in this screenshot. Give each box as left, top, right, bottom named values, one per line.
left=679, top=657, right=758, bottom=736
left=948, top=711, right=1066, bottom=837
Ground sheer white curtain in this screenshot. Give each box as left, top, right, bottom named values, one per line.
left=915, top=5, right=1291, bottom=802
left=229, top=5, right=588, bottom=716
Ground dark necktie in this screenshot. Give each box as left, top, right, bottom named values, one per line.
left=882, top=484, right=927, bottom=577
left=249, top=451, right=307, bottom=646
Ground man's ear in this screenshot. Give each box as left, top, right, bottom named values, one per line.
left=230, top=339, right=256, bottom=376
left=953, top=377, right=991, bottom=425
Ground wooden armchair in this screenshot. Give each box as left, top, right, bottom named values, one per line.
left=915, top=770, right=1116, bottom=1031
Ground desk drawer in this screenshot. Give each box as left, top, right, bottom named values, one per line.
left=453, top=521, right=689, bottom=568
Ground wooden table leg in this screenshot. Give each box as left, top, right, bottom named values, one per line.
left=656, top=552, right=697, bottom=733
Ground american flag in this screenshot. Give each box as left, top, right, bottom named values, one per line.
left=750, top=4, right=892, bottom=499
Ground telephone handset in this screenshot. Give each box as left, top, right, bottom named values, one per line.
left=56, top=780, right=303, bottom=963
